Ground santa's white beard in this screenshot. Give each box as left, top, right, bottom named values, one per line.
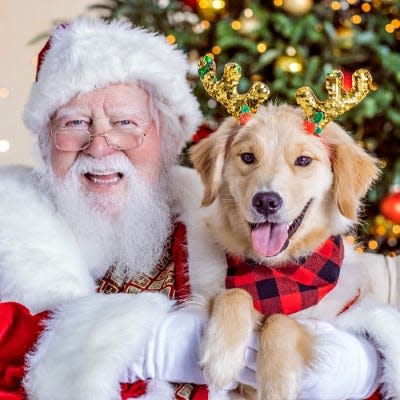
left=39, top=153, right=173, bottom=279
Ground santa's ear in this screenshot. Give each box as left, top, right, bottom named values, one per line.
left=322, top=123, right=380, bottom=221
left=190, top=118, right=238, bottom=206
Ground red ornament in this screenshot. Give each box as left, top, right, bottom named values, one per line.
left=192, top=125, right=214, bottom=143
left=181, top=0, right=197, bottom=11
left=380, top=191, right=400, bottom=224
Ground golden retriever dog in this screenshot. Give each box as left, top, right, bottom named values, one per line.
left=189, top=103, right=400, bottom=400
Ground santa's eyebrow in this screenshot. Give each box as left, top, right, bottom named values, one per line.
left=106, top=106, right=144, bottom=117
left=52, top=107, right=89, bottom=120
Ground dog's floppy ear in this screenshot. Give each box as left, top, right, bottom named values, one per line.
left=323, top=122, right=380, bottom=221
left=190, top=118, right=239, bottom=206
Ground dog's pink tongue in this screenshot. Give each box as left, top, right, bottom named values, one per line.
left=251, top=222, right=288, bottom=257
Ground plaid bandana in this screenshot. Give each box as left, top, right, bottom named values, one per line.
left=225, top=236, right=344, bottom=316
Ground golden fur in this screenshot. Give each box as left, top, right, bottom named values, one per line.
left=190, top=104, right=380, bottom=400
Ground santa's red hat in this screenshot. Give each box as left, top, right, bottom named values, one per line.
left=24, top=18, right=201, bottom=159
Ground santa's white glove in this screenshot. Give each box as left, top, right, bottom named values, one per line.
left=298, top=319, right=380, bottom=400
left=124, top=309, right=381, bottom=400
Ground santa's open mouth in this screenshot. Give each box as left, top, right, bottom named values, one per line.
left=84, top=172, right=123, bottom=185
left=249, top=199, right=312, bottom=257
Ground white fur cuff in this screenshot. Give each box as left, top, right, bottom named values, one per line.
left=24, top=292, right=173, bottom=400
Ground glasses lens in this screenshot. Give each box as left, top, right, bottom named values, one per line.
left=107, top=132, right=144, bottom=150
left=54, top=130, right=90, bottom=151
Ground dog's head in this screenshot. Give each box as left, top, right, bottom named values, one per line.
left=190, top=104, right=380, bottom=262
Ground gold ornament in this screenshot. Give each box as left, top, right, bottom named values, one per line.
left=296, top=69, right=372, bottom=134
left=334, top=25, right=354, bottom=50
left=198, top=54, right=270, bottom=124
left=281, top=0, right=313, bottom=16
left=197, top=0, right=227, bottom=21
left=275, top=55, right=304, bottom=73
left=239, top=12, right=260, bottom=34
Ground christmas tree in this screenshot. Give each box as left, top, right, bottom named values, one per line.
left=89, top=0, right=399, bottom=254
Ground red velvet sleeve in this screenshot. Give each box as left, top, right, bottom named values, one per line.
left=0, top=302, right=48, bottom=400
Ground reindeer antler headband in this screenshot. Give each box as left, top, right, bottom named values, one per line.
left=199, top=55, right=372, bottom=134
left=198, top=54, right=271, bottom=125
left=296, top=69, right=372, bottom=135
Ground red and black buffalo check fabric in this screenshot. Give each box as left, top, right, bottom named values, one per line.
left=225, top=235, right=344, bottom=316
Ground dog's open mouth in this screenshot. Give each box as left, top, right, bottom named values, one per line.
left=249, top=200, right=312, bottom=257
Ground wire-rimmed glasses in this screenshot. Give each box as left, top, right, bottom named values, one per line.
left=50, top=120, right=151, bottom=152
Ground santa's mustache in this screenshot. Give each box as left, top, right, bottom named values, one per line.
left=71, top=153, right=136, bottom=178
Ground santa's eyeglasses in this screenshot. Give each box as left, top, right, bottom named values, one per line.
left=50, top=119, right=151, bottom=152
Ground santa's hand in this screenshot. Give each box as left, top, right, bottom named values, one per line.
left=124, top=311, right=381, bottom=400
left=297, top=319, right=380, bottom=400
left=24, top=292, right=172, bottom=400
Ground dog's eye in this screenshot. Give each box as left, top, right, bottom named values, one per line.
left=295, top=156, right=312, bottom=166
left=240, top=152, right=256, bottom=164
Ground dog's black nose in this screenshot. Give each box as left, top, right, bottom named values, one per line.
left=252, top=192, right=283, bottom=216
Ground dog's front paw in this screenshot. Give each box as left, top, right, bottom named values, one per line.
left=256, top=314, right=314, bottom=400
left=200, top=333, right=248, bottom=389
left=257, top=372, right=301, bottom=400
left=201, top=289, right=260, bottom=389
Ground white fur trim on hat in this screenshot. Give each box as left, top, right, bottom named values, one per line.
left=23, top=17, right=201, bottom=156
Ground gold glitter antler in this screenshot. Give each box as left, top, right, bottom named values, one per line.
left=296, top=69, right=372, bottom=135
left=198, top=54, right=270, bottom=124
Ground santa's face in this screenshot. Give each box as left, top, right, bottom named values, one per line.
left=42, top=83, right=172, bottom=277
left=49, top=83, right=162, bottom=213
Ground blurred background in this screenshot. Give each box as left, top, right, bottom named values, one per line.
left=0, top=0, right=399, bottom=254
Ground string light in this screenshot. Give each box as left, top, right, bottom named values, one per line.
left=207, top=98, right=217, bottom=109
left=201, top=20, right=210, bottom=29
left=166, top=34, right=176, bottom=44
left=392, top=19, right=400, bottom=29
left=198, top=0, right=224, bottom=10
left=231, top=20, right=241, bottom=30
left=257, top=42, right=267, bottom=53
left=376, top=225, right=386, bottom=236
left=361, top=3, right=371, bottom=12
left=212, top=45, right=222, bottom=55
left=351, top=14, right=362, bottom=24
left=211, top=0, right=225, bottom=10
left=0, top=139, right=10, bottom=153
left=286, top=46, right=296, bottom=56
left=244, top=8, right=253, bottom=17
left=331, top=1, right=341, bottom=11
left=368, top=240, right=378, bottom=250
left=0, top=88, right=10, bottom=98
left=274, top=0, right=283, bottom=7
left=385, top=23, right=395, bottom=33
left=346, top=235, right=356, bottom=244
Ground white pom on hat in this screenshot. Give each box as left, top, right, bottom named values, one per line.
left=24, top=17, right=201, bottom=156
